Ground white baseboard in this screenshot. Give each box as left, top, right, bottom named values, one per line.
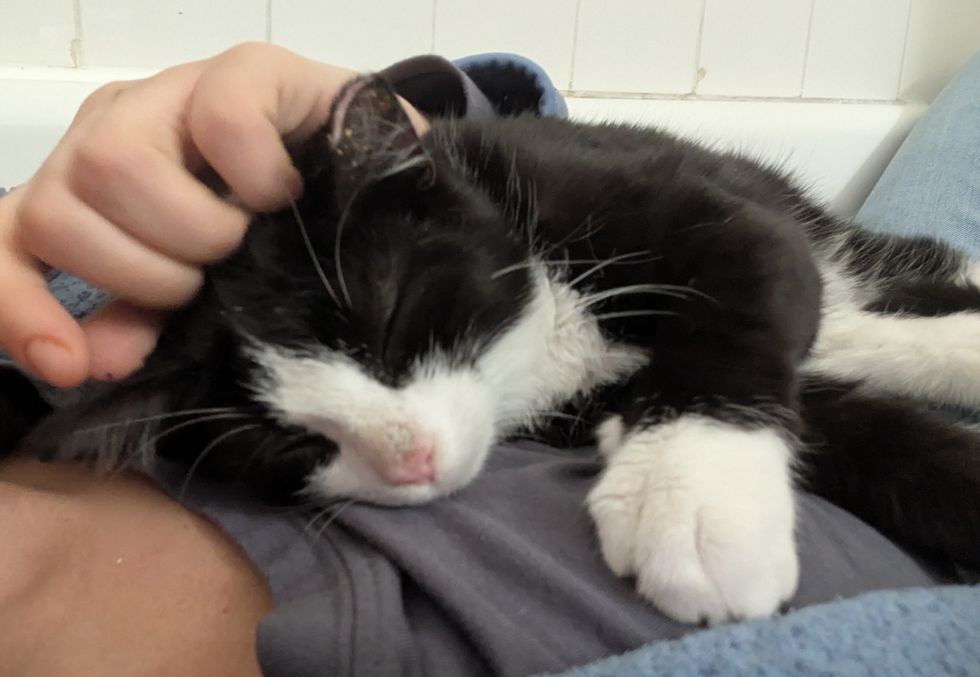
left=1, top=66, right=925, bottom=216
left=567, top=97, right=925, bottom=216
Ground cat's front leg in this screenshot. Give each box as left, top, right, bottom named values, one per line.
left=587, top=412, right=798, bottom=624
left=582, top=205, right=819, bottom=623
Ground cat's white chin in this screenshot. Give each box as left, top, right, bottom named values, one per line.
left=304, top=466, right=452, bottom=506
left=303, top=435, right=494, bottom=506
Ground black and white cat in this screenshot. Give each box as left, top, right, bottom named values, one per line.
left=5, top=75, right=979, bottom=625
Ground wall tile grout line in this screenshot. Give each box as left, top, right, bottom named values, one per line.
left=265, top=0, right=273, bottom=42
left=567, top=0, right=583, bottom=91
left=562, top=89, right=907, bottom=105
left=895, top=0, right=915, bottom=102
left=691, top=0, right=709, bottom=94
left=71, top=0, right=84, bottom=68
left=798, top=0, right=817, bottom=97
left=429, top=0, right=437, bottom=54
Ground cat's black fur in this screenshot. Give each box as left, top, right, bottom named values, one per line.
left=3, top=75, right=979, bottom=581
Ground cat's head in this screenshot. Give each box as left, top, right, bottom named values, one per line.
left=27, top=75, right=563, bottom=506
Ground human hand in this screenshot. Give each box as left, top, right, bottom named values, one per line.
left=0, top=43, right=427, bottom=388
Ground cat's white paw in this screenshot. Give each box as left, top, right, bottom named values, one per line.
left=587, top=415, right=799, bottom=624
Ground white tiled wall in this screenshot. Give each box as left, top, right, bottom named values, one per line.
left=802, top=0, right=909, bottom=100
left=1, top=0, right=977, bottom=103
left=271, top=0, right=434, bottom=72
left=0, top=1, right=76, bottom=68
left=697, top=0, right=813, bottom=98
left=79, top=0, right=266, bottom=68
left=572, top=0, right=703, bottom=94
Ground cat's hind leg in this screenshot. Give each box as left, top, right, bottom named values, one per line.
left=807, top=267, right=980, bottom=408
left=799, top=375, right=980, bottom=572
left=808, top=227, right=980, bottom=408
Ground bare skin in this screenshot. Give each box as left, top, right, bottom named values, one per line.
left=0, top=457, right=271, bottom=676
left=0, top=43, right=430, bottom=673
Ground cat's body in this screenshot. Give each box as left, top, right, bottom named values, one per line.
left=6, top=77, right=979, bottom=624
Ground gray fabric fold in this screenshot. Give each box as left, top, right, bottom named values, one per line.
left=155, top=441, right=941, bottom=677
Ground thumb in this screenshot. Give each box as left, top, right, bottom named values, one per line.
left=0, top=251, right=89, bottom=388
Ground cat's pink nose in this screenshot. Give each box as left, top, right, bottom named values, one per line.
left=379, top=436, right=436, bottom=486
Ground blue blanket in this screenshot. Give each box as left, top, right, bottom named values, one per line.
left=548, top=586, right=980, bottom=677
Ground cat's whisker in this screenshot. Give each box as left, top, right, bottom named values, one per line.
left=112, top=412, right=257, bottom=474
left=559, top=254, right=661, bottom=267
left=594, top=310, right=678, bottom=321
left=577, top=284, right=692, bottom=309
left=334, top=196, right=355, bottom=310
left=237, top=427, right=300, bottom=476
left=287, top=197, right=344, bottom=309
left=566, top=251, right=655, bottom=288
left=302, top=499, right=355, bottom=541
left=535, top=410, right=583, bottom=422
left=300, top=503, right=338, bottom=535
left=72, top=406, right=252, bottom=436
left=491, top=252, right=662, bottom=282
left=178, top=423, right=263, bottom=501
left=490, top=259, right=537, bottom=280
left=535, top=214, right=604, bottom=261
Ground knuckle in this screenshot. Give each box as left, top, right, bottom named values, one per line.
left=79, top=80, right=130, bottom=114
left=157, top=267, right=204, bottom=308
left=218, top=41, right=281, bottom=64
left=187, top=96, right=240, bottom=140
left=16, top=184, right=69, bottom=251
left=124, top=263, right=201, bottom=310
left=74, top=133, right=152, bottom=188
left=213, top=216, right=249, bottom=256
left=197, top=212, right=248, bottom=262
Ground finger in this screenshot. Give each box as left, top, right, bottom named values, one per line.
left=16, top=184, right=202, bottom=309
left=82, top=301, right=166, bottom=382
left=70, top=140, right=250, bottom=265
left=188, top=44, right=358, bottom=211
left=0, top=246, right=89, bottom=388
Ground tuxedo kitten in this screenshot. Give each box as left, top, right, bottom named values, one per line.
left=6, top=75, right=979, bottom=624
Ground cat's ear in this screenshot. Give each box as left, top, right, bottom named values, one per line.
left=324, top=75, right=435, bottom=205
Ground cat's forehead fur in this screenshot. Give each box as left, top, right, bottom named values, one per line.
left=211, top=115, right=533, bottom=384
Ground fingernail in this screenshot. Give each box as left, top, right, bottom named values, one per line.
left=25, top=337, right=74, bottom=384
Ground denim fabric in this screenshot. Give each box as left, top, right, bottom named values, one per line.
left=857, top=51, right=980, bottom=255
left=454, top=52, right=569, bottom=119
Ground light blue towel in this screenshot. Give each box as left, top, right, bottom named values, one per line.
left=547, top=586, right=980, bottom=677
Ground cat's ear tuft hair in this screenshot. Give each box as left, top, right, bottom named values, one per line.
left=325, top=74, right=435, bottom=205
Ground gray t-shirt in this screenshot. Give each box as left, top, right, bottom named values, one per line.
left=157, top=441, right=940, bottom=677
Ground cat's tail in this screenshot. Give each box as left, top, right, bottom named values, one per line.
left=798, top=375, right=980, bottom=573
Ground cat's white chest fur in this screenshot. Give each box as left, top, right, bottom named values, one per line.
left=485, top=268, right=649, bottom=432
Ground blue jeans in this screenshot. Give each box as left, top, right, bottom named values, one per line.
left=857, top=51, right=980, bottom=255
